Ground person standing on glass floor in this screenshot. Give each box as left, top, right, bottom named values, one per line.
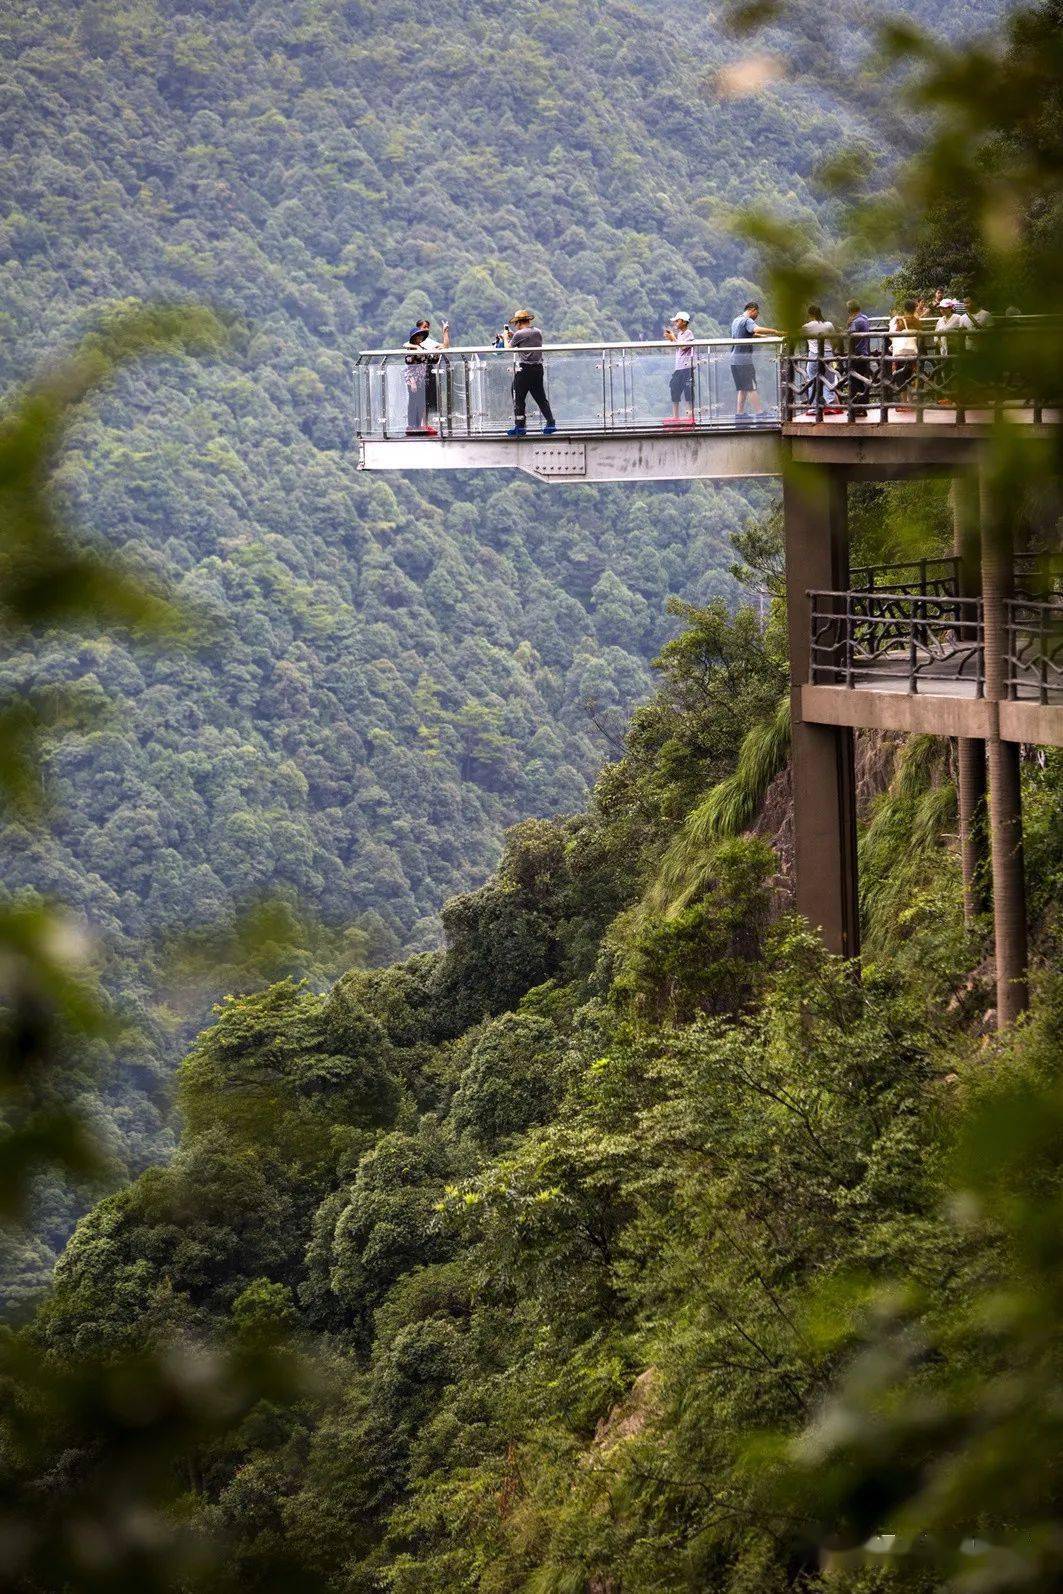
left=505, top=310, right=557, bottom=437
left=730, top=300, right=781, bottom=423
left=663, top=311, right=696, bottom=426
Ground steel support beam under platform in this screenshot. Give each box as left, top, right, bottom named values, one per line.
left=358, top=430, right=781, bottom=483
left=783, top=470, right=860, bottom=961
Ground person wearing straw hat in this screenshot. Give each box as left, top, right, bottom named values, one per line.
left=402, top=326, right=437, bottom=435
left=503, top=309, right=557, bottom=436
left=663, top=311, right=696, bottom=426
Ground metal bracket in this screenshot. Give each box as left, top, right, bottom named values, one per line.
left=531, top=441, right=586, bottom=478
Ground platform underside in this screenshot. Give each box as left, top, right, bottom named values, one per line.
left=358, top=429, right=782, bottom=482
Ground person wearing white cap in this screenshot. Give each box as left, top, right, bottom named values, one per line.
left=663, top=311, right=696, bottom=426
left=935, top=298, right=973, bottom=357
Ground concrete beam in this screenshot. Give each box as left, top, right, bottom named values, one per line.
left=999, top=700, right=1063, bottom=748
left=783, top=471, right=860, bottom=961
left=358, top=430, right=781, bottom=482
left=801, top=686, right=1063, bottom=748
left=786, top=427, right=986, bottom=472
left=801, top=685, right=995, bottom=740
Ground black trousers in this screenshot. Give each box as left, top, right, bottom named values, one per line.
left=849, top=355, right=872, bottom=415
left=513, top=364, right=554, bottom=425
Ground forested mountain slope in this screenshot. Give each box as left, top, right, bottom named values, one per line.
left=0, top=0, right=1004, bottom=1281
left=31, top=590, right=1063, bottom=1590
left=0, top=0, right=865, bottom=1267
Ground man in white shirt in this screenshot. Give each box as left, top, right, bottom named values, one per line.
left=963, top=296, right=993, bottom=328
left=664, top=311, right=696, bottom=425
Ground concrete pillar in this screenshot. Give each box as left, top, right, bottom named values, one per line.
left=783, top=468, right=860, bottom=960
left=951, top=476, right=989, bottom=920
left=980, top=471, right=1029, bottom=1025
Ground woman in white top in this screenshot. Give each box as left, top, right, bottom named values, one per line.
left=800, top=305, right=840, bottom=414
left=888, top=298, right=921, bottom=409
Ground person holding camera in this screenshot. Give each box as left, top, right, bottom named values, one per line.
left=403, top=326, right=435, bottom=435
left=504, top=309, right=557, bottom=436
left=663, top=311, right=696, bottom=426
left=414, top=317, right=450, bottom=429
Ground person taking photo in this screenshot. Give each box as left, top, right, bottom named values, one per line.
left=505, top=310, right=557, bottom=436
left=663, top=311, right=696, bottom=426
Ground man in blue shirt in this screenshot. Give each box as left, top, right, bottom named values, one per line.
left=730, top=300, right=781, bottom=423
left=846, top=299, right=872, bottom=417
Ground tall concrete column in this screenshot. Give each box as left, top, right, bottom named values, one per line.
left=783, top=468, right=860, bottom=960
left=980, top=471, right=1029, bottom=1025
left=951, top=475, right=988, bottom=920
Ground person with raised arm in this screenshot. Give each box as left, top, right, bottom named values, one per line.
left=415, top=317, right=451, bottom=430
left=403, top=325, right=436, bottom=436
left=505, top=309, right=557, bottom=437
left=729, top=300, right=781, bottom=424
left=663, top=311, right=696, bottom=426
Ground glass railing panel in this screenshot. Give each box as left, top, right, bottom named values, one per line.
left=532, top=347, right=609, bottom=432
left=470, top=351, right=522, bottom=434
left=624, top=345, right=692, bottom=429
left=356, top=340, right=787, bottom=437
left=433, top=355, right=468, bottom=436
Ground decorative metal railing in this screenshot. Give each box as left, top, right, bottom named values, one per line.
left=1005, top=599, right=1063, bottom=704
left=810, top=589, right=1063, bottom=703
left=849, top=557, right=960, bottom=598
left=1014, top=551, right=1063, bottom=600
left=353, top=338, right=782, bottom=439
left=809, top=590, right=985, bottom=695
left=783, top=330, right=1054, bottom=424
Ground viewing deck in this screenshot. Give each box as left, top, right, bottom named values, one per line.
left=354, top=333, right=1059, bottom=483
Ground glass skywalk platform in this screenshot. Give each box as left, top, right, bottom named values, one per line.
left=354, top=332, right=1058, bottom=481
left=354, top=337, right=782, bottom=442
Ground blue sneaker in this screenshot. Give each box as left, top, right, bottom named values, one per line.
left=507, top=425, right=527, bottom=438
left=542, top=423, right=557, bottom=436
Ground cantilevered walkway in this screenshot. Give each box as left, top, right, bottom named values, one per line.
left=355, top=332, right=1062, bottom=1025
left=355, top=334, right=1059, bottom=481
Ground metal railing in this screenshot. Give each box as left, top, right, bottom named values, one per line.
left=1005, top=599, right=1063, bottom=703
left=850, top=557, right=960, bottom=598
left=355, top=326, right=1059, bottom=439
left=809, top=589, right=985, bottom=696
left=354, top=338, right=783, bottom=439
left=1014, top=551, right=1063, bottom=601
left=782, top=331, right=1054, bottom=424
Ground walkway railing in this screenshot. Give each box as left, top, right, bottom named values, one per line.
left=356, top=327, right=1059, bottom=439
left=1006, top=599, right=1063, bottom=704
left=354, top=339, right=783, bottom=438
left=783, top=330, right=1054, bottom=424
left=809, top=590, right=985, bottom=695
left=810, top=589, right=1063, bottom=703
left=850, top=557, right=960, bottom=598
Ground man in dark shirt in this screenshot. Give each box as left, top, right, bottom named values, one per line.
left=504, top=309, right=557, bottom=436
left=729, top=300, right=781, bottom=422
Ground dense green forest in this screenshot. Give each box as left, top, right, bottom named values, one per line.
left=3, top=0, right=1063, bottom=1584
left=0, top=0, right=895, bottom=1281
left=23, top=585, right=1063, bottom=1590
